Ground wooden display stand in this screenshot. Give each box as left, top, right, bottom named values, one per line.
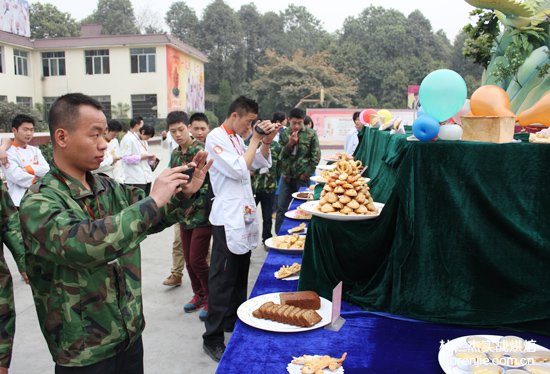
left=461, top=116, right=516, bottom=143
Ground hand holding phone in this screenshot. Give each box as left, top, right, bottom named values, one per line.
left=183, top=166, right=195, bottom=182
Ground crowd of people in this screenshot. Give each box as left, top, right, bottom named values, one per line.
left=0, top=93, right=324, bottom=372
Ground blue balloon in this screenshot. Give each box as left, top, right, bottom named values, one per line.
left=419, top=69, right=467, bottom=122
left=413, top=115, right=440, bottom=142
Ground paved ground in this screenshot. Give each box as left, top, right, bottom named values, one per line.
left=5, top=142, right=336, bottom=373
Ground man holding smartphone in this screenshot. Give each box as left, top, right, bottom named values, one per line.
left=202, top=96, right=279, bottom=362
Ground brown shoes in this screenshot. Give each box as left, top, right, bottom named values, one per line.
left=162, top=274, right=182, bottom=287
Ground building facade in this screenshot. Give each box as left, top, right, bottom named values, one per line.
left=0, top=27, right=207, bottom=121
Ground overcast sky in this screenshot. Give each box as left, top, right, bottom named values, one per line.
left=30, top=0, right=476, bottom=41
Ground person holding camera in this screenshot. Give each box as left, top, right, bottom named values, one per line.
left=165, top=111, right=212, bottom=321
left=202, top=96, right=279, bottom=362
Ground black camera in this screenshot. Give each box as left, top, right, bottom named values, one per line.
left=183, top=166, right=195, bottom=182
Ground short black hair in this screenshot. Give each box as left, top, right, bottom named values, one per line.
left=139, top=124, right=155, bottom=137
left=227, top=96, right=258, bottom=118
left=12, top=114, right=35, bottom=130
left=272, top=111, right=286, bottom=124
left=304, top=115, right=314, bottom=129
left=130, top=117, right=141, bottom=128
left=189, top=112, right=209, bottom=125
left=166, top=111, right=189, bottom=128
left=353, top=111, right=361, bottom=121
left=288, top=108, right=305, bottom=120
left=48, top=93, right=103, bottom=141
left=107, top=119, right=123, bottom=132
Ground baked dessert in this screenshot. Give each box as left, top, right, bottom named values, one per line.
left=275, top=263, right=301, bottom=279
left=525, top=365, right=550, bottom=374
left=524, top=350, right=550, bottom=363
left=292, top=352, right=347, bottom=373
left=498, top=336, right=525, bottom=352
left=471, top=364, right=503, bottom=374
left=288, top=222, right=306, bottom=233
left=279, top=291, right=320, bottom=310
left=488, top=351, right=523, bottom=367
left=252, top=302, right=322, bottom=327
left=271, top=234, right=305, bottom=249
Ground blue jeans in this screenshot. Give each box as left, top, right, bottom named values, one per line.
left=275, top=178, right=309, bottom=234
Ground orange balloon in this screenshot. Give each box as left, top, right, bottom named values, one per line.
left=470, top=85, right=515, bottom=117
left=517, top=91, right=550, bottom=127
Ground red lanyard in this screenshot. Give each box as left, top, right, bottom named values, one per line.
left=52, top=172, right=102, bottom=220
left=222, top=124, right=245, bottom=155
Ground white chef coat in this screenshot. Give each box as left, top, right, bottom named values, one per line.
left=161, top=132, right=178, bottom=151
left=345, top=128, right=359, bottom=155
left=120, top=132, right=153, bottom=184
left=94, top=138, right=125, bottom=183
left=3, top=143, right=50, bottom=206
left=206, top=125, right=272, bottom=254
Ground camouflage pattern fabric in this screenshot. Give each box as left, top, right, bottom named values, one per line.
left=169, top=140, right=210, bottom=229
left=19, top=164, right=194, bottom=367
left=0, top=181, right=25, bottom=368
left=278, top=125, right=321, bottom=179
left=251, top=140, right=282, bottom=194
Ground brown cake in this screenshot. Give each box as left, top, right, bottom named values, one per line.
left=252, top=302, right=322, bottom=327
left=279, top=291, right=320, bottom=310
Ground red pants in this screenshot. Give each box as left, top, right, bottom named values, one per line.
left=180, top=225, right=212, bottom=298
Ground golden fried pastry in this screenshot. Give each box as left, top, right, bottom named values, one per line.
left=339, top=195, right=351, bottom=204
left=319, top=198, right=327, bottom=205
left=338, top=173, right=348, bottom=181
left=347, top=200, right=360, bottom=210
left=366, top=203, right=376, bottom=211
left=325, top=192, right=338, bottom=203
left=340, top=206, right=353, bottom=214
left=355, top=193, right=366, bottom=204
left=332, top=202, right=343, bottom=209
left=292, top=353, right=347, bottom=374
left=342, top=183, right=353, bottom=189
left=334, top=186, right=345, bottom=194
left=355, top=205, right=369, bottom=214
left=323, top=184, right=332, bottom=192
left=275, top=263, right=301, bottom=279
left=329, top=181, right=337, bottom=188
left=288, top=223, right=307, bottom=234
left=321, top=204, right=335, bottom=213
left=335, top=180, right=345, bottom=186
left=345, top=189, right=358, bottom=197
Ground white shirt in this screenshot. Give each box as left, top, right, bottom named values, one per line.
left=161, top=132, right=178, bottom=151
left=345, top=128, right=360, bottom=155
left=94, top=138, right=125, bottom=183
left=3, top=143, right=50, bottom=206
left=120, top=132, right=153, bottom=184
left=206, top=126, right=271, bottom=254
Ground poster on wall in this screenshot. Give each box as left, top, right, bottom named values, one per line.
left=0, top=0, right=30, bottom=37
left=166, top=46, right=205, bottom=113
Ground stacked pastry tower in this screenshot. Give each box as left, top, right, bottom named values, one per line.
left=317, top=158, right=378, bottom=215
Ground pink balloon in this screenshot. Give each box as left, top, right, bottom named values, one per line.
left=359, top=109, right=377, bottom=125
left=451, top=99, right=470, bottom=125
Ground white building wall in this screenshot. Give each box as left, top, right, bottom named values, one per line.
left=0, top=44, right=38, bottom=103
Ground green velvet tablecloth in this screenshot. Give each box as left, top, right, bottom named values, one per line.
left=299, top=128, right=550, bottom=335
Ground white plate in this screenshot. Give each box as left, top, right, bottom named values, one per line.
left=287, top=357, right=345, bottom=374
left=299, top=200, right=384, bottom=221
left=310, top=175, right=327, bottom=184
left=323, top=154, right=353, bottom=162
left=274, top=271, right=300, bottom=281
left=292, top=191, right=313, bottom=201
left=316, top=164, right=336, bottom=171
left=285, top=209, right=312, bottom=220
left=438, top=335, right=550, bottom=374
left=237, top=292, right=332, bottom=333
left=265, top=236, right=306, bottom=254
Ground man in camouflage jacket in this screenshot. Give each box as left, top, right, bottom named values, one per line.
left=19, top=94, right=211, bottom=373
left=0, top=180, right=27, bottom=373
left=275, top=108, right=320, bottom=233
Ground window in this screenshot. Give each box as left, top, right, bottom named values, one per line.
left=0, top=96, right=7, bottom=102
left=13, top=49, right=28, bottom=76
left=130, top=48, right=156, bottom=73
left=0, top=47, right=3, bottom=73
left=131, top=94, right=157, bottom=120
left=16, top=96, right=33, bottom=108
left=42, top=51, right=66, bottom=76
left=91, top=95, right=112, bottom=119
left=42, top=97, right=57, bottom=121
left=85, top=49, right=110, bottom=75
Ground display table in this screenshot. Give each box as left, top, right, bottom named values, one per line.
left=299, top=128, right=550, bottom=335
left=216, top=197, right=550, bottom=373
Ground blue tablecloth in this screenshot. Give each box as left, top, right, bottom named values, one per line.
left=216, top=196, right=550, bottom=373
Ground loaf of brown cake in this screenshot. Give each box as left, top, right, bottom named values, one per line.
left=252, top=302, right=322, bottom=327
left=279, top=291, right=320, bottom=310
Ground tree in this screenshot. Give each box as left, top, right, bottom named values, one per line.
left=0, top=102, right=39, bottom=132
left=451, top=31, right=484, bottom=84
left=215, top=80, right=233, bottom=121
left=135, top=5, right=164, bottom=34
left=251, top=49, right=357, bottom=116
left=238, top=4, right=263, bottom=82
left=86, top=0, right=139, bottom=35
left=30, top=3, right=79, bottom=38
left=111, top=102, right=130, bottom=119
left=165, top=2, right=200, bottom=47
left=379, top=69, right=408, bottom=108
left=199, top=0, right=245, bottom=93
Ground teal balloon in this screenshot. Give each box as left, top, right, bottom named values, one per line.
left=413, top=115, right=440, bottom=142
left=419, top=69, right=467, bottom=122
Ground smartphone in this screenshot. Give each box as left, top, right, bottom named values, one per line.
left=254, top=125, right=267, bottom=135
left=183, top=166, right=195, bottom=182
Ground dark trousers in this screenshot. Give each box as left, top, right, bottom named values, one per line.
left=55, top=337, right=143, bottom=374
left=275, top=178, right=309, bottom=233
left=125, top=183, right=151, bottom=196
left=180, top=225, right=212, bottom=298
left=203, top=226, right=251, bottom=346
left=255, top=192, right=275, bottom=241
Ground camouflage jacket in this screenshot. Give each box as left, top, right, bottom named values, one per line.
left=0, top=180, right=25, bottom=368
left=169, top=140, right=210, bottom=229
left=251, top=140, right=282, bottom=194
left=19, top=164, right=194, bottom=367
left=279, top=125, right=321, bottom=179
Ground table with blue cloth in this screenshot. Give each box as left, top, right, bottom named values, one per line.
left=216, top=190, right=550, bottom=373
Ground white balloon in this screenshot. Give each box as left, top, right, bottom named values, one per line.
left=438, top=124, right=463, bottom=140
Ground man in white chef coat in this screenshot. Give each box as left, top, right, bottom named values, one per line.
left=202, top=96, right=279, bottom=362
